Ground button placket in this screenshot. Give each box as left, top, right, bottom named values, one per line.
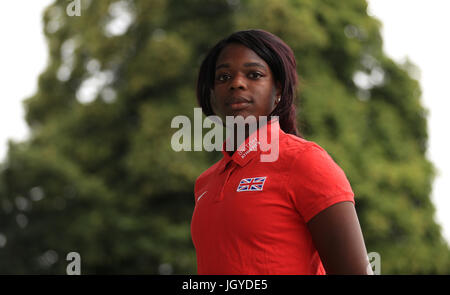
left=218, top=162, right=237, bottom=202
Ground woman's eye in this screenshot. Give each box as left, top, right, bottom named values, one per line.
left=216, top=74, right=230, bottom=81
left=216, top=72, right=263, bottom=82
left=249, top=72, right=263, bottom=79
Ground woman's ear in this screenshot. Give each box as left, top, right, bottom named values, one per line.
left=275, top=81, right=282, bottom=99
left=274, top=82, right=282, bottom=107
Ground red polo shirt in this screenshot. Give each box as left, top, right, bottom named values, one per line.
left=190, top=119, right=355, bottom=275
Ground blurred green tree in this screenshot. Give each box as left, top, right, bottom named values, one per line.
left=0, top=0, right=448, bottom=274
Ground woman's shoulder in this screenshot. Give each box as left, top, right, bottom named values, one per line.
left=194, top=158, right=223, bottom=188
left=281, top=135, right=348, bottom=181
left=280, top=133, right=321, bottom=157
left=278, top=134, right=337, bottom=169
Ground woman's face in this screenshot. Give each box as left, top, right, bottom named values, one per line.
left=211, top=43, right=281, bottom=122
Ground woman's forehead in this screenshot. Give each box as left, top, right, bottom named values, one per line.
left=216, top=43, right=268, bottom=68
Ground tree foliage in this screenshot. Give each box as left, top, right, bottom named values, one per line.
left=0, top=0, right=448, bottom=274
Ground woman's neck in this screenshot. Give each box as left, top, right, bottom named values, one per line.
left=226, top=118, right=271, bottom=155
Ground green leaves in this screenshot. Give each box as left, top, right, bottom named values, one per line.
left=0, top=0, right=448, bottom=274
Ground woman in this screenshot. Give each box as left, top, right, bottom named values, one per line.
left=191, top=29, right=372, bottom=275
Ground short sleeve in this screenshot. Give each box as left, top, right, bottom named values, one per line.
left=286, top=144, right=355, bottom=223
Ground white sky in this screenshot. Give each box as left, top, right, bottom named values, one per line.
left=0, top=1, right=449, bottom=244
left=0, top=0, right=54, bottom=160
left=367, top=0, right=450, bottom=245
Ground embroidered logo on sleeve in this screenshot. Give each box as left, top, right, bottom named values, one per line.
left=237, top=177, right=267, bottom=192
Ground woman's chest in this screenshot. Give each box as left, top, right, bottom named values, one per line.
left=192, top=163, right=301, bottom=238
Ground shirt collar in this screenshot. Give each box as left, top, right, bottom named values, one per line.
left=218, top=118, right=280, bottom=173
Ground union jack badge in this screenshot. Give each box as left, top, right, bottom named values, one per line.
left=237, top=177, right=267, bottom=192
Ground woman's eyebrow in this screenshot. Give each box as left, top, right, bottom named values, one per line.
left=215, top=62, right=267, bottom=71
left=243, top=62, right=267, bottom=70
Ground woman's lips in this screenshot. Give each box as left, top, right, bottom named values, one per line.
left=227, top=96, right=251, bottom=110
left=229, top=101, right=251, bottom=110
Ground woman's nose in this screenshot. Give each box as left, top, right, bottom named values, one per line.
left=229, top=74, right=247, bottom=90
